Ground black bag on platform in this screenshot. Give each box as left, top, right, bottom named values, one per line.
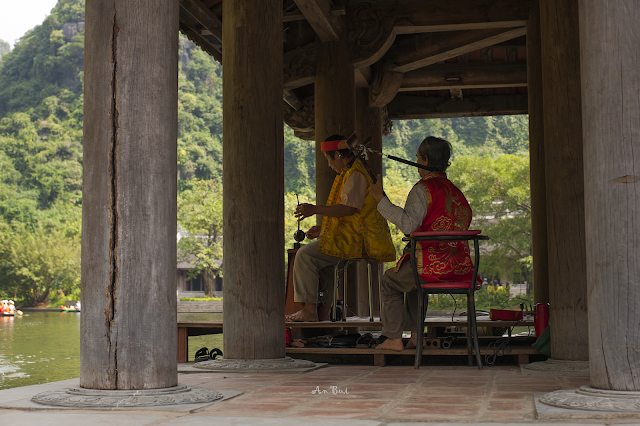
left=316, top=333, right=373, bottom=348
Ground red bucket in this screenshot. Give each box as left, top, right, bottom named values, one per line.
left=534, top=303, right=550, bottom=339
left=285, top=328, right=292, bottom=346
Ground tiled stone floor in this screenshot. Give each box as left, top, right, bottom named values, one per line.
left=4, top=364, right=640, bottom=425
left=181, top=364, right=586, bottom=422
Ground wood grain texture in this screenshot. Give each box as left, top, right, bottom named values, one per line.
left=346, top=0, right=530, bottom=35
left=540, top=0, right=588, bottom=361
left=293, top=0, right=343, bottom=42
left=387, top=94, right=527, bottom=119
left=180, top=0, right=223, bottom=42
left=368, top=67, right=403, bottom=107
left=386, top=27, right=526, bottom=73
left=400, top=62, right=527, bottom=91
left=222, top=0, right=285, bottom=359
left=579, top=0, right=640, bottom=390
left=82, top=0, right=179, bottom=389
left=314, top=17, right=355, bottom=213
left=526, top=0, right=549, bottom=304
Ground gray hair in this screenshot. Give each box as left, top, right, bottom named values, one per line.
left=417, top=136, right=452, bottom=172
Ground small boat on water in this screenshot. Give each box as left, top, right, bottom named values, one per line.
left=61, top=304, right=81, bottom=313
left=1, top=300, right=22, bottom=316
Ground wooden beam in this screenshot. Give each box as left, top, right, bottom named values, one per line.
left=283, top=6, right=345, bottom=22
left=180, top=0, right=223, bottom=42
left=347, top=0, right=530, bottom=35
left=387, top=27, right=527, bottom=73
left=283, top=89, right=303, bottom=110
left=387, top=94, right=528, bottom=119
left=400, top=62, right=527, bottom=91
left=179, top=22, right=222, bottom=62
left=293, top=0, right=343, bottom=42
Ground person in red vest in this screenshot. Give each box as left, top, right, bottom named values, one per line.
left=369, top=136, right=476, bottom=351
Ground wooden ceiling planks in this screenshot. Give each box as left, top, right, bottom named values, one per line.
left=178, top=0, right=531, bottom=124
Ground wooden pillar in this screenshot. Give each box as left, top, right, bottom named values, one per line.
left=527, top=0, right=549, bottom=304
left=81, top=0, right=178, bottom=389
left=222, top=0, right=284, bottom=359
left=314, top=22, right=356, bottom=214
left=355, top=87, right=382, bottom=317
left=355, top=88, right=383, bottom=178
left=539, top=0, right=588, bottom=360
left=579, top=0, right=640, bottom=390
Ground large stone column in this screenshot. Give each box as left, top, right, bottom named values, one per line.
left=579, top=0, right=640, bottom=391
left=539, top=0, right=588, bottom=360
left=222, top=0, right=285, bottom=359
left=81, top=0, right=179, bottom=390
left=314, top=22, right=356, bottom=212
left=526, top=0, right=549, bottom=304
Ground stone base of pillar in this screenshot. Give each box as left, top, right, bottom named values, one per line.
left=523, top=358, right=589, bottom=374
left=31, top=385, right=223, bottom=408
left=538, top=386, right=640, bottom=415
left=193, top=356, right=325, bottom=373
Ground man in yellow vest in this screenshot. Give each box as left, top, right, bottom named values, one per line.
left=286, top=135, right=396, bottom=322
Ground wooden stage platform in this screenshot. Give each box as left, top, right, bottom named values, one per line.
left=177, top=317, right=539, bottom=365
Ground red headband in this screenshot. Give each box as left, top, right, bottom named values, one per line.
left=321, top=139, right=348, bottom=152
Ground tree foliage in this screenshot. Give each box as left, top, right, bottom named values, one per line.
left=0, top=222, right=80, bottom=306
left=0, top=39, right=9, bottom=61
left=177, top=179, right=223, bottom=296
left=447, top=155, right=532, bottom=283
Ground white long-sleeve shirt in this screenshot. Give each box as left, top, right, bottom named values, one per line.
left=376, top=184, right=429, bottom=234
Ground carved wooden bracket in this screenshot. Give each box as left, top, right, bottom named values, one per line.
left=381, top=106, right=392, bottom=137
left=283, top=99, right=316, bottom=140
left=283, top=43, right=317, bottom=89
left=369, top=64, right=403, bottom=107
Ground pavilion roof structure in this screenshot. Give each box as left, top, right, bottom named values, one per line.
left=178, top=0, right=530, bottom=140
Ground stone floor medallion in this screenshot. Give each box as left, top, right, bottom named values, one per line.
left=540, top=386, right=640, bottom=412
left=524, top=358, right=589, bottom=374
left=32, top=384, right=223, bottom=408
left=193, top=356, right=324, bottom=373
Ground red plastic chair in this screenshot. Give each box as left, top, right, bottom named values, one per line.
left=404, top=230, right=489, bottom=369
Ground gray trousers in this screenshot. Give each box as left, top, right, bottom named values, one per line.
left=381, top=260, right=426, bottom=339
left=293, top=240, right=343, bottom=304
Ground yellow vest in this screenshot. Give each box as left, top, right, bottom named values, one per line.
left=318, top=160, right=396, bottom=262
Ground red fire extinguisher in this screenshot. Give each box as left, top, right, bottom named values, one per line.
left=534, top=303, right=550, bottom=339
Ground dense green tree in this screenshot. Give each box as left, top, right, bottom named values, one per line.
left=0, top=222, right=80, bottom=306
left=177, top=179, right=223, bottom=296
left=0, top=39, right=9, bottom=61
left=447, top=154, right=532, bottom=283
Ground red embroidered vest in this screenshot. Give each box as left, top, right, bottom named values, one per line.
left=396, top=172, right=476, bottom=283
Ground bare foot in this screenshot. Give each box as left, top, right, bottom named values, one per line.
left=405, top=332, right=418, bottom=349
left=285, top=309, right=318, bottom=322
left=376, top=337, right=404, bottom=351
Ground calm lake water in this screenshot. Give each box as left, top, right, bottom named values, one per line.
left=0, top=311, right=223, bottom=390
